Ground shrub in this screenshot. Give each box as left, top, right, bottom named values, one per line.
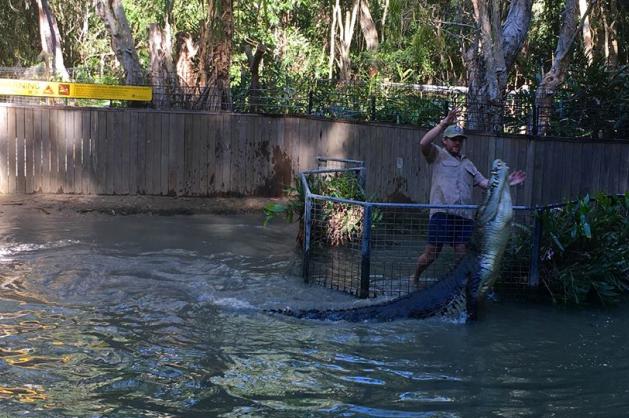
left=538, top=193, right=629, bottom=305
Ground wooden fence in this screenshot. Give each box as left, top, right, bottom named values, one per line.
left=0, top=104, right=627, bottom=206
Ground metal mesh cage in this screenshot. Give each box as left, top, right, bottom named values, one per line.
left=302, top=158, right=536, bottom=299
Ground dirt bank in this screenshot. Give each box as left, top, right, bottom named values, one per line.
left=0, top=194, right=285, bottom=216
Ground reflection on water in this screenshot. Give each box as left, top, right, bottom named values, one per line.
left=0, top=210, right=628, bottom=416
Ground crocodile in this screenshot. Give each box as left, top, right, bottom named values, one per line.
left=273, top=159, right=514, bottom=322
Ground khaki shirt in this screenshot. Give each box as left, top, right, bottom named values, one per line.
left=425, top=144, right=487, bottom=219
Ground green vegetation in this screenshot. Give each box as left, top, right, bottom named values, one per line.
left=264, top=171, right=380, bottom=246
left=536, top=193, right=629, bottom=305
left=1, top=0, right=626, bottom=136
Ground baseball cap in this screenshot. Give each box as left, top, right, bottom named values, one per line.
left=443, top=124, right=467, bottom=140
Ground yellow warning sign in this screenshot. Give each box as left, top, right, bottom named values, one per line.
left=0, top=78, right=152, bottom=101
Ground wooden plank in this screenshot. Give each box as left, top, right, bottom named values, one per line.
left=600, top=142, right=613, bottom=195
left=167, top=113, right=177, bottom=195
left=247, top=115, right=258, bottom=194
left=380, top=126, right=392, bottom=198
left=0, top=107, right=7, bottom=193
left=619, top=143, right=629, bottom=194
left=241, top=114, right=252, bottom=195
left=212, top=113, right=224, bottom=195
left=105, top=111, right=115, bottom=194
left=183, top=113, right=193, bottom=195
left=24, top=108, right=34, bottom=193
left=154, top=111, right=163, bottom=195
left=80, top=111, right=90, bottom=194
left=127, top=110, right=137, bottom=194
left=95, top=110, right=107, bottom=194
left=298, top=116, right=310, bottom=172
left=532, top=139, right=546, bottom=206
left=33, top=109, right=42, bottom=193
left=41, top=108, right=51, bottom=194
left=556, top=141, right=571, bottom=202
left=48, top=109, right=56, bottom=194
left=229, top=114, right=241, bottom=195
left=249, top=118, right=266, bottom=196
left=270, top=116, right=284, bottom=195
left=15, top=107, right=25, bottom=193
left=198, top=114, right=209, bottom=196
left=111, top=111, right=123, bottom=194
left=145, top=112, right=155, bottom=195
left=73, top=110, right=81, bottom=194
left=206, top=114, right=217, bottom=195
left=120, top=110, right=130, bottom=194
left=523, top=138, right=536, bottom=207
left=262, top=116, right=278, bottom=196
left=192, top=113, right=202, bottom=195
left=65, top=111, right=75, bottom=193
left=504, top=138, right=518, bottom=203
left=514, top=137, right=528, bottom=205
left=61, top=110, right=69, bottom=193
left=548, top=140, right=562, bottom=204
left=220, top=113, right=232, bottom=194
left=402, top=127, right=417, bottom=202
left=136, top=111, right=147, bottom=194
left=174, top=113, right=185, bottom=195
left=147, top=112, right=164, bottom=195
left=375, top=125, right=387, bottom=200
left=51, top=109, right=60, bottom=193
left=160, top=112, right=169, bottom=196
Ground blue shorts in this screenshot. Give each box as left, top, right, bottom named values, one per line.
left=427, top=212, right=474, bottom=246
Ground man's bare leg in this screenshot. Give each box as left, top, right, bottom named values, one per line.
left=412, top=243, right=442, bottom=286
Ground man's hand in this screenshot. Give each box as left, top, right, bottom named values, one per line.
left=508, top=170, right=526, bottom=186
left=441, top=107, right=459, bottom=126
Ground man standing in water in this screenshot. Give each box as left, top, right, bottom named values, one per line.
left=412, top=109, right=526, bottom=286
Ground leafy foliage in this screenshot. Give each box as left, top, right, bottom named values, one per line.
left=264, top=171, right=381, bottom=246
left=548, top=62, right=629, bottom=138
left=538, top=193, right=629, bottom=305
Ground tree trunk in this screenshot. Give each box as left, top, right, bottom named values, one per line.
left=328, top=2, right=338, bottom=79
left=336, top=0, right=359, bottom=80
left=34, top=0, right=69, bottom=80
left=359, top=0, right=378, bottom=51
left=196, top=0, right=233, bottom=111
left=175, top=32, right=199, bottom=108
left=148, top=21, right=176, bottom=108
left=535, top=0, right=591, bottom=135
left=381, top=0, right=389, bottom=43
left=464, top=0, right=533, bottom=133
left=94, top=0, right=144, bottom=85
left=148, top=1, right=176, bottom=108
left=245, top=43, right=266, bottom=112
left=603, top=0, right=619, bottom=66
left=579, top=0, right=593, bottom=64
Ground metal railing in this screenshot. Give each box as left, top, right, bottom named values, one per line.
left=0, top=68, right=626, bottom=139
left=300, top=158, right=549, bottom=299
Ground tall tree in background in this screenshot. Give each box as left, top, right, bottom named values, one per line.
left=359, top=0, right=378, bottom=52
left=197, top=0, right=234, bottom=110
left=148, top=0, right=176, bottom=108
left=329, top=0, right=359, bottom=80
left=34, top=0, right=69, bottom=80
left=535, top=0, right=594, bottom=134
left=463, top=0, right=533, bottom=132
left=94, top=0, right=144, bottom=85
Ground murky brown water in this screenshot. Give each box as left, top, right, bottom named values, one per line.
left=0, top=210, right=628, bottom=417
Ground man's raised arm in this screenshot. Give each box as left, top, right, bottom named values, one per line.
left=420, top=108, right=459, bottom=158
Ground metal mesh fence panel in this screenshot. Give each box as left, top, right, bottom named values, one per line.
left=306, top=198, right=364, bottom=296
left=302, top=165, right=536, bottom=299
